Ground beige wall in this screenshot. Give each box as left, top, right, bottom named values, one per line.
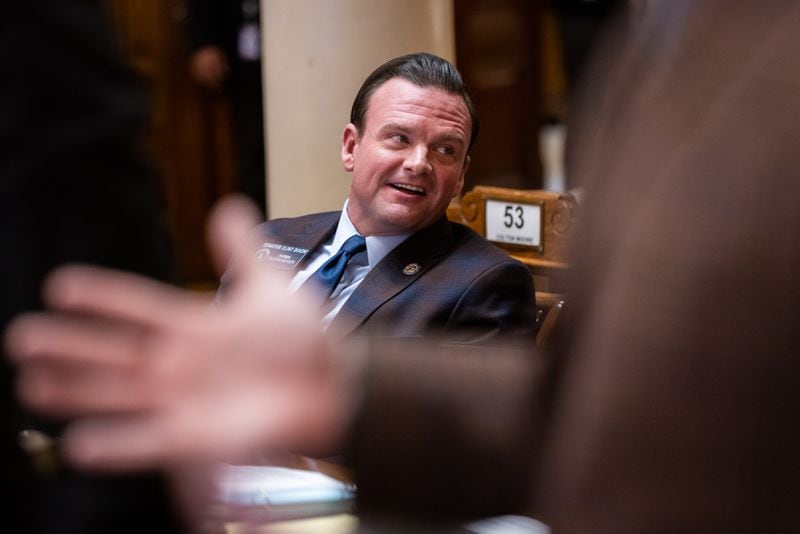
left=262, top=0, right=455, bottom=218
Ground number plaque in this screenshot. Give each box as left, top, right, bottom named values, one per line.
left=485, top=199, right=542, bottom=248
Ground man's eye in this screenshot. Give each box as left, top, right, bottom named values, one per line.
left=390, top=134, right=409, bottom=144
left=436, top=145, right=455, bottom=155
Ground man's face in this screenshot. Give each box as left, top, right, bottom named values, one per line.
left=342, top=77, right=471, bottom=236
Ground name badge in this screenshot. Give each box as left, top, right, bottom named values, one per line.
left=255, top=242, right=310, bottom=270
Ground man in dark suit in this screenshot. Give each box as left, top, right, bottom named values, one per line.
left=219, top=53, right=537, bottom=345
left=12, top=0, right=800, bottom=531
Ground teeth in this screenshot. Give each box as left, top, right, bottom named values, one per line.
left=392, top=183, right=425, bottom=194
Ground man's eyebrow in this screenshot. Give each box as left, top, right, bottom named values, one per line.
left=378, top=122, right=410, bottom=134
left=437, top=132, right=466, bottom=146
left=377, top=122, right=466, bottom=146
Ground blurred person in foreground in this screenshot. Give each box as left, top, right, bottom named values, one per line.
left=7, top=0, right=800, bottom=531
left=1, top=1, right=181, bottom=533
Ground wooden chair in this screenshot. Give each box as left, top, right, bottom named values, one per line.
left=448, top=186, right=578, bottom=293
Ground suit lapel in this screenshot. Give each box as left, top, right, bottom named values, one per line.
left=329, top=216, right=455, bottom=340
left=297, top=214, right=338, bottom=269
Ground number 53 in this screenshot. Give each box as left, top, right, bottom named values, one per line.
left=503, top=205, right=524, bottom=229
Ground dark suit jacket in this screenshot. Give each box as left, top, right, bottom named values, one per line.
left=346, top=1, right=800, bottom=531
left=221, top=211, right=537, bottom=345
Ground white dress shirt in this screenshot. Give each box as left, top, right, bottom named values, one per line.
left=289, top=200, right=410, bottom=329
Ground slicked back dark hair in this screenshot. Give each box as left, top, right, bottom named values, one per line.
left=349, top=52, right=479, bottom=154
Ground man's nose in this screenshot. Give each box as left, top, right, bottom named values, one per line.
left=404, top=145, right=433, bottom=175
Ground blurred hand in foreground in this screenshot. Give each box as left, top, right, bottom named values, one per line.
left=4, top=196, right=355, bottom=473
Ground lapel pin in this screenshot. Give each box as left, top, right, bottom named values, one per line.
left=403, top=263, right=421, bottom=275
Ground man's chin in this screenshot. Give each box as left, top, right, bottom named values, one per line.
left=370, top=213, right=427, bottom=236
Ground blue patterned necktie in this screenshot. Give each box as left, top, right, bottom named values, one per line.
left=303, top=234, right=367, bottom=303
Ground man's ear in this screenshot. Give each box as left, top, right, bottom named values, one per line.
left=341, top=124, right=358, bottom=172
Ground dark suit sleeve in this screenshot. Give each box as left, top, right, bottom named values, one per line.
left=346, top=340, right=545, bottom=524
left=445, top=260, right=538, bottom=345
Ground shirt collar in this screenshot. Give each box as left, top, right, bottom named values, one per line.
left=334, top=200, right=411, bottom=268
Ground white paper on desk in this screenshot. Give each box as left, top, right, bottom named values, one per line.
left=216, top=464, right=356, bottom=508
left=465, top=514, right=550, bottom=534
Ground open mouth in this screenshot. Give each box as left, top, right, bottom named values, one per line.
left=390, top=183, right=426, bottom=196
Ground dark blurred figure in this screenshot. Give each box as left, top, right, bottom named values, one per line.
left=550, top=0, right=627, bottom=91
left=1, top=1, right=181, bottom=532
left=187, top=0, right=267, bottom=217
left=534, top=0, right=800, bottom=531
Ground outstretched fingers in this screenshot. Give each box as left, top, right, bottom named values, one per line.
left=42, top=265, right=210, bottom=330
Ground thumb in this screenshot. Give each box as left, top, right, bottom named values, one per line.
left=206, top=195, right=263, bottom=277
